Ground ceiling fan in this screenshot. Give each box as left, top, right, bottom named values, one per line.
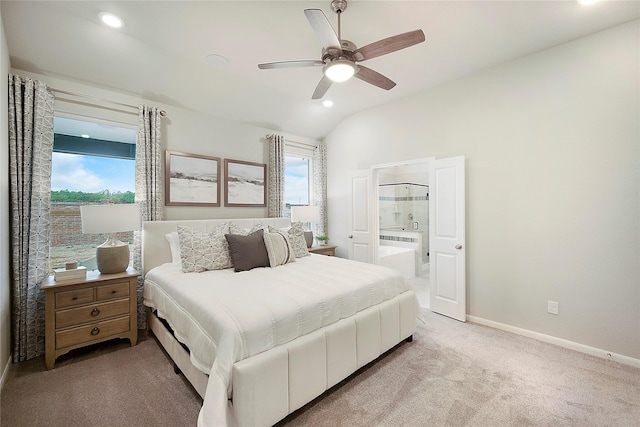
left=258, top=0, right=425, bottom=99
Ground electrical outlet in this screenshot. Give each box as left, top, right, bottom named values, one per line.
left=548, top=300, right=559, bottom=315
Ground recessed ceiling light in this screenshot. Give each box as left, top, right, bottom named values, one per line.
left=577, top=0, right=599, bottom=5
left=322, top=100, right=334, bottom=108
left=100, top=12, right=124, bottom=28
left=205, top=54, right=230, bottom=68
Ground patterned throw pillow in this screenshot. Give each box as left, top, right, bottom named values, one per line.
left=286, top=222, right=310, bottom=258
left=263, top=229, right=296, bottom=267
left=228, top=222, right=264, bottom=236
left=177, top=223, right=231, bottom=273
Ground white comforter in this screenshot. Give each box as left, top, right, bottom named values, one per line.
left=143, top=254, right=410, bottom=425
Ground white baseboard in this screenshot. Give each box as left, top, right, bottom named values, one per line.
left=467, top=315, right=640, bottom=369
left=0, top=355, right=11, bottom=394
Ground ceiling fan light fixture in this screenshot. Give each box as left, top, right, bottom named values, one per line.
left=99, top=12, right=124, bottom=28
left=324, top=59, right=356, bottom=82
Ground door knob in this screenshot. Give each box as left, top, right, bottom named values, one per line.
left=348, top=235, right=353, bottom=239
left=455, top=244, right=462, bottom=250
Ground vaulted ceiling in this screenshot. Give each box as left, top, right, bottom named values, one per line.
left=2, top=1, right=639, bottom=139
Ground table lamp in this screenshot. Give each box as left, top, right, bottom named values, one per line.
left=291, top=205, right=320, bottom=248
left=80, top=204, right=141, bottom=274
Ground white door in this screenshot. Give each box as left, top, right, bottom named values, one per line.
left=429, top=156, right=466, bottom=322
left=348, top=169, right=374, bottom=263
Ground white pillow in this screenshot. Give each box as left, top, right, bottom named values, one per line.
left=177, top=223, right=231, bottom=273
left=263, top=229, right=296, bottom=267
left=165, top=232, right=181, bottom=265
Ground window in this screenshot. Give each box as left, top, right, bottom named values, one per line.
left=49, top=116, right=136, bottom=273
left=284, top=146, right=313, bottom=218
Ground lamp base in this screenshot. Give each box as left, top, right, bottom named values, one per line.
left=303, top=231, right=313, bottom=248
left=96, top=238, right=130, bottom=274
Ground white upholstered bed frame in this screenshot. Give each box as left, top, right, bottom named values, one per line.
left=142, top=218, right=417, bottom=426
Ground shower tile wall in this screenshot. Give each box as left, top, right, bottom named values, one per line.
left=379, top=183, right=429, bottom=263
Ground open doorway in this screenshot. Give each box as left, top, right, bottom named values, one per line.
left=374, top=160, right=432, bottom=309
left=349, top=156, right=466, bottom=320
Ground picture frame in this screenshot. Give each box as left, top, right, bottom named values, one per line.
left=165, top=150, right=221, bottom=207
left=224, top=159, right=267, bottom=207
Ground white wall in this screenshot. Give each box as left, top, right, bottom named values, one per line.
left=326, top=21, right=640, bottom=360
left=0, top=13, right=12, bottom=387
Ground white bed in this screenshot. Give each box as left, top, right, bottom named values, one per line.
left=142, top=218, right=418, bottom=426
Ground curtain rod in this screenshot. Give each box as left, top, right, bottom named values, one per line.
left=50, top=87, right=167, bottom=117
left=265, top=134, right=317, bottom=149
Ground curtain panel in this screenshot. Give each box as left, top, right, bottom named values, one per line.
left=267, top=134, right=285, bottom=218
left=313, top=141, right=328, bottom=236
left=133, top=105, right=163, bottom=328
left=8, top=75, right=55, bottom=362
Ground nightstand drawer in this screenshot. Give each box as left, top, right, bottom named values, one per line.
left=55, top=298, right=130, bottom=329
left=96, top=281, right=130, bottom=301
left=55, top=288, right=94, bottom=308
left=55, top=316, right=130, bottom=349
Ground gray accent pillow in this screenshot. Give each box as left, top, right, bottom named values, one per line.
left=178, top=223, right=231, bottom=273
left=225, top=229, right=270, bottom=272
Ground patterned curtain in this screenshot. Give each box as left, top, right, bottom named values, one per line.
left=267, top=134, right=285, bottom=218
left=313, top=141, right=328, bottom=236
left=8, top=75, right=55, bottom=362
left=133, top=105, right=163, bottom=328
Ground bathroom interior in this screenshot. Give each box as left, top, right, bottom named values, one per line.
left=377, top=165, right=430, bottom=308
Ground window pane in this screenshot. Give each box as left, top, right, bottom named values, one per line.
left=50, top=117, right=136, bottom=274
left=284, top=155, right=310, bottom=217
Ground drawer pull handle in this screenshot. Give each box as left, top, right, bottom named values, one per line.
left=111, top=290, right=117, bottom=294
left=91, top=308, right=100, bottom=317
left=72, top=297, right=78, bottom=301
left=91, top=327, right=100, bottom=336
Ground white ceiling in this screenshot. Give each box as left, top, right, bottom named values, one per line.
left=2, top=1, right=639, bottom=139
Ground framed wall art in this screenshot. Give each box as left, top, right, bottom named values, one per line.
left=224, top=159, right=267, bottom=207
left=165, top=150, right=221, bottom=206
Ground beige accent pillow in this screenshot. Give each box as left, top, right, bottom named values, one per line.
left=263, top=229, right=296, bottom=267
left=177, top=223, right=231, bottom=273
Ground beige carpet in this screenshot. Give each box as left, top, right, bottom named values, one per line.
left=2, top=309, right=639, bottom=426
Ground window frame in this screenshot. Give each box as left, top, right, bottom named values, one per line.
left=49, top=113, right=137, bottom=274
left=284, top=143, right=315, bottom=211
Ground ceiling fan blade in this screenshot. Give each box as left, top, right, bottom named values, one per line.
left=312, top=76, right=333, bottom=99
left=354, top=65, right=396, bottom=91
left=304, top=9, right=341, bottom=51
left=258, top=60, right=324, bottom=70
left=354, top=29, right=425, bottom=62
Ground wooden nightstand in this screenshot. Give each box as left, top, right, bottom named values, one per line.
left=43, top=268, right=138, bottom=370
left=308, top=245, right=337, bottom=256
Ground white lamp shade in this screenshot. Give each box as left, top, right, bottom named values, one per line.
left=80, top=204, right=141, bottom=234
left=291, top=205, right=320, bottom=223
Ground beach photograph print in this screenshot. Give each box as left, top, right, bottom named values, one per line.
left=224, top=159, right=266, bottom=207
left=165, top=151, right=221, bottom=206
